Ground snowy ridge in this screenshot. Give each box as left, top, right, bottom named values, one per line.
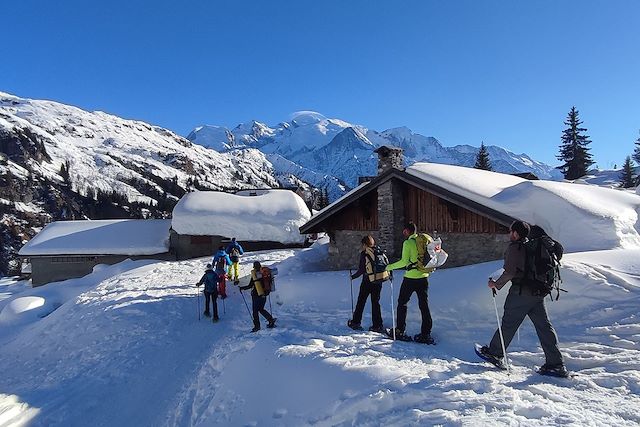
left=0, top=92, right=279, bottom=204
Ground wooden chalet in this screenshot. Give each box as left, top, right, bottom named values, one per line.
left=299, top=146, right=516, bottom=270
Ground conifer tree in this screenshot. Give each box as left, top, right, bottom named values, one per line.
left=557, top=107, right=595, bottom=180
left=619, top=156, right=636, bottom=188
left=474, top=142, right=492, bottom=171
left=633, top=132, right=640, bottom=165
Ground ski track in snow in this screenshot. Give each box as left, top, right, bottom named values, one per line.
left=1, top=249, right=640, bottom=426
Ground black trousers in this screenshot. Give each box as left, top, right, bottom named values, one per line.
left=204, top=290, right=218, bottom=318
left=352, top=280, right=383, bottom=328
left=252, top=293, right=274, bottom=328
left=396, top=277, right=432, bottom=336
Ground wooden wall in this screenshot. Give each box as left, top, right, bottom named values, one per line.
left=325, top=190, right=378, bottom=231
left=404, top=185, right=508, bottom=234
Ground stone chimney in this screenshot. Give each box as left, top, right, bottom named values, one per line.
left=375, top=145, right=405, bottom=259
left=374, top=146, right=404, bottom=175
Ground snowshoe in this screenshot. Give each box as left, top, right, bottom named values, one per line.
left=267, top=318, right=277, bottom=329
left=347, top=320, right=364, bottom=331
left=203, top=311, right=211, bottom=318
left=251, top=326, right=260, bottom=333
left=368, top=325, right=386, bottom=334
left=385, top=328, right=412, bottom=342
left=537, top=364, right=571, bottom=378
left=474, top=343, right=507, bottom=370
left=413, top=333, right=435, bottom=345
left=212, top=317, right=219, bottom=323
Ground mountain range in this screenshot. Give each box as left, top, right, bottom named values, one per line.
left=187, top=110, right=563, bottom=191
left=1, top=92, right=562, bottom=276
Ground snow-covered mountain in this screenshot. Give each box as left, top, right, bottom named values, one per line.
left=190, top=112, right=564, bottom=187
left=0, top=93, right=331, bottom=276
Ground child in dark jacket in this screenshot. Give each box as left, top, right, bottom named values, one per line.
left=196, top=264, right=220, bottom=321
left=239, top=261, right=276, bottom=332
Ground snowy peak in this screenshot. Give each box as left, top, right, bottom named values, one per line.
left=186, top=125, right=235, bottom=151
left=326, top=127, right=373, bottom=151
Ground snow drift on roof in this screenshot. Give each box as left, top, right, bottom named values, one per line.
left=407, top=163, right=640, bottom=252
left=171, top=190, right=311, bottom=243
left=18, top=220, right=171, bottom=256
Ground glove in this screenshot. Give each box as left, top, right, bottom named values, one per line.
left=350, top=275, right=357, bottom=280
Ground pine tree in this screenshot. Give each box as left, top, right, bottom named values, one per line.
left=474, top=142, right=492, bottom=171
left=557, top=107, right=595, bottom=180
left=619, top=156, right=636, bottom=188
left=633, top=132, right=640, bottom=165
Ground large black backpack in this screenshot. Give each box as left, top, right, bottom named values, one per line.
left=520, top=227, right=565, bottom=299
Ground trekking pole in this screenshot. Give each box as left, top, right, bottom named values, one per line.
left=492, top=288, right=510, bottom=374
left=239, top=289, right=252, bottom=321
left=349, top=269, right=354, bottom=317
left=390, top=273, right=396, bottom=340
left=268, top=294, right=274, bottom=316
left=196, top=285, right=201, bottom=321
left=222, top=297, right=226, bottom=316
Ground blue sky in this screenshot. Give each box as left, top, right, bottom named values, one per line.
left=2, top=0, right=639, bottom=168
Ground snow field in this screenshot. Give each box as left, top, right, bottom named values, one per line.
left=0, top=246, right=639, bottom=426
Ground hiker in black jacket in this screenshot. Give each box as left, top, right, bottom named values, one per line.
left=196, top=264, right=220, bottom=321
left=478, top=220, right=567, bottom=376
left=239, top=261, right=276, bottom=332
left=348, top=235, right=385, bottom=333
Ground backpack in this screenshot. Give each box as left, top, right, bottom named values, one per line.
left=364, top=245, right=390, bottom=284
left=408, top=234, right=449, bottom=272
left=230, top=247, right=240, bottom=263
left=215, top=256, right=227, bottom=274
left=520, top=232, right=565, bottom=299
left=260, top=266, right=275, bottom=296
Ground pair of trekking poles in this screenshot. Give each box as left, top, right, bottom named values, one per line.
left=348, top=271, right=510, bottom=373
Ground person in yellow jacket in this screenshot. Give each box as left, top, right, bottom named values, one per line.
left=239, top=261, right=276, bottom=332
left=385, top=221, right=435, bottom=344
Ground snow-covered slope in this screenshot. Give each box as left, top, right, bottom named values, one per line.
left=1, top=241, right=640, bottom=425
left=2, top=127, right=639, bottom=425
left=0, top=91, right=278, bottom=203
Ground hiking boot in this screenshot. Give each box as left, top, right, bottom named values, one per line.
left=347, top=320, right=363, bottom=331
left=413, top=333, right=435, bottom=344
left=477, top=345, right=506, bottom=369
left=538, top=363, right=569, bottom=378
left=386, top=327, right=412, bottom=341
left=203, top=311, right=211, bottom=318
left=251, top=326, right=260, bottom=333
left=368, top=325, right=385, bottom=334
left=213, top=316, right=220, bottom=322
left=267, top=318, right=277, bottom=329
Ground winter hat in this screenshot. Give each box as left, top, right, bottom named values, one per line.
left=253, top=261, right=261, bottom=270
left=510, top=220, right=530, bottom=239
left=206, top=263, right=213, bottom=271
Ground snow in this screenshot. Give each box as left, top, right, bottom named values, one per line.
left=18, top=219, right=171, bottom=256
left=1, top=240, right=640, bottom=426
left=2, top=157, right=640, bottom=426
left=407, top=162, right=640, bottom=251
left=171, top=190, right=311, bottom=243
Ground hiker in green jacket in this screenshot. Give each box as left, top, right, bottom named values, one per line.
left=386, top=221, right=435, bottom=344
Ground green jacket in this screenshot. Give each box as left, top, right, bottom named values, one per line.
left=385, top=234, right=431, bottom=279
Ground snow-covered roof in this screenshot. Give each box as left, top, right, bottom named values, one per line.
left=407, top=163, right=640, bottom=251
left=18, top=219, right=171, bottom=256
left=171, top=190, right=312, bottom=243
